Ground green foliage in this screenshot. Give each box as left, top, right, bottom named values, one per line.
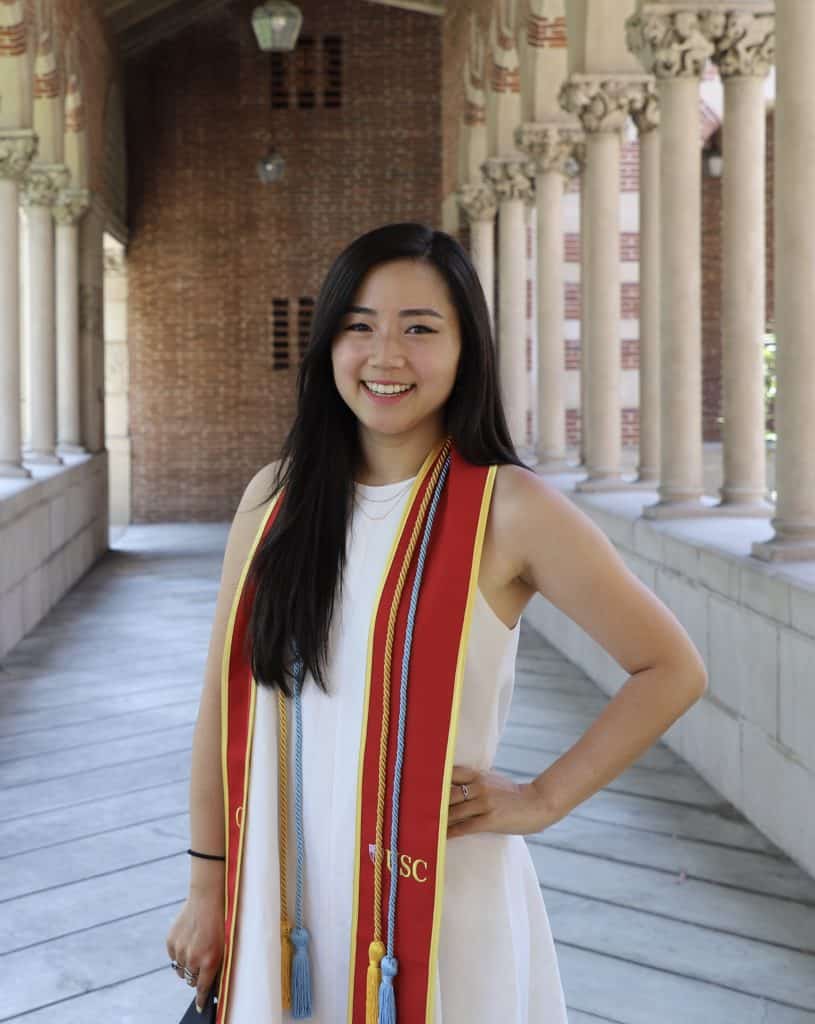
left=764, top=331, right=776, bottom=444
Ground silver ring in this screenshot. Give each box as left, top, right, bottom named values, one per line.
left=460, top=783, right=470, bottom=801
left=184, top=966, right=200, bottom=981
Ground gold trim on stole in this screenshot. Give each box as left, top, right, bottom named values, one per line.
left=425, top=462, right=497, bottom=1022
left=217, top=487, right=284, bottom=1022
left=345, top=437, right=448, bottom=1024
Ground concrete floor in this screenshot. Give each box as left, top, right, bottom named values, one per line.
left=0, top=523, right=813, bottom=1023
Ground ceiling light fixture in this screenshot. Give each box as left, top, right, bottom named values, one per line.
left=251, top=1, right=303, bottom=51
left=257, top=142, right=286, bottom=183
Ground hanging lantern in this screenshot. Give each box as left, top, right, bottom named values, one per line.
left=257, top=144, right=286, bottom=183
left=251, top=1, right=302, bottom=51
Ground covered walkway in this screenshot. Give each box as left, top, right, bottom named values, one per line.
left=1, top=524, right=813, bottom=1023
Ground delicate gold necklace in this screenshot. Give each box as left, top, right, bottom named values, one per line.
left=353, top=479, right=414, bottom=521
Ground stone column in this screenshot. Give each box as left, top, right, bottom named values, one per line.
left=458, top=13, right=493, bottom=330
left=627, top=9, right=714, bottom=517
left=560, top=75, right=653, bottom=491
left=577, top=143, right=590, bottom=468
left=517, top=123, right=583, bottom=470
left=54, top=187, right=91, bottom=454
left=79, top=197, right=107, bottom=455
left=0, top=130, right=37, bottom=478
left=754, top=0, right=815, bottom=560
left=482, top=156, right=535, bottom=446
left=700, top=9, right=774, bottom=516
left=629, top=82, right=661, bottom=484
left=20, top=162, right=70, bottom=465
left=456, top=183, right=497, bottom=331
left=523, top=197, right=537, bottom=448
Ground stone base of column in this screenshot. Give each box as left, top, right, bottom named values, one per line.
left=576, top=473, right=657, bottom=493
left=642, top=496, right=717, bottom=519
left=752, top=535, right=815, bottom=562
left=57, top=442, right=87, bottom=455
left=707, top=497, right=774, bottom=518
left=0, top=460, right=32, bottom=478
left=533, top=457, right=577, bottom=474
left=633, top=466, right=659, bottom=484
left=24, top=450, right=64, bottom=465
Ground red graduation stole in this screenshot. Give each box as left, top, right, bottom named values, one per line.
left=216, top=436, right=497, bottom=1023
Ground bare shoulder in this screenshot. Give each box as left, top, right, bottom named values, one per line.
left=493, top=461, right=638, bottom=599
left=491, top=463, right=708, bottom=682
left=235, top=458, right=282, bottom=517
left=489, top=462, right=571, bottom=577
left=221, top=459, right=283, bottom=596
left=491, top=461, right=561, bottom=522
left=198, top=458, right=283, bottom=701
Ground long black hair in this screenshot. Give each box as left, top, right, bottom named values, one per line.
left=246, top=221, right=526, bottom=697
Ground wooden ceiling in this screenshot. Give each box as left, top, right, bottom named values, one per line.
left=101, top=0, right=233, bottom=58
left=101, top=0, right=443, bottom=58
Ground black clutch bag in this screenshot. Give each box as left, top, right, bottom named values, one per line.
left=177, top=974, right=219, bottom=1023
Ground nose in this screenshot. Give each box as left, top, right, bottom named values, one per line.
left=368, top=325, right=406, bottom=368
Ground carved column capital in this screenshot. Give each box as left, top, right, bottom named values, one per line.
left=53, top=187, right=91, bottom=226
left=558, top=74, right=655, bottom=133
left=481, top=156, right=536, bottom=203
left=698, top=10, right=774, bottom=77
left=626, top=9, right=715, bottom=78
left=0, top=130, right=38, bottom=183
left=456, top=182, right=498, bottom=223
left=21, top=163, right=70, bottom=208
left=627, top=79, right=661, bottom=134
left=515, top=123, right=585, bottom=176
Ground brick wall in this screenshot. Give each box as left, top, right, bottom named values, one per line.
left=702, top=143, right=724, bottom=443
left=124, top=0, right=441, bottom=521
left=702, top=109, right=775, bottom=443
left=766, top=109, right=775, bottom=330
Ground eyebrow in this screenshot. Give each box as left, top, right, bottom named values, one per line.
left=345, top=305, right=444, bottom=319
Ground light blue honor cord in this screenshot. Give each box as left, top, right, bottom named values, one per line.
left=379, top=453, right=452, bottom=1023
left=290, top=653, right=313, bottom=1018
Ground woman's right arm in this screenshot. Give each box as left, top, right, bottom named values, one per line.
left=166, top=459, right=280, bottom=1011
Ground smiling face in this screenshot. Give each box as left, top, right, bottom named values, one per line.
left=331, top=258, right=462, bottom=445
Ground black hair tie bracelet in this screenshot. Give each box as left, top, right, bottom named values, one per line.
left=187, top=847, right=226, bottom=861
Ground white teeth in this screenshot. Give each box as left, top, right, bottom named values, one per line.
left=364, top=382, right=413, bottom=395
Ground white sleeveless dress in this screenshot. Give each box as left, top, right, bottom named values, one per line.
left=225, top=474, right=569, bottom=1023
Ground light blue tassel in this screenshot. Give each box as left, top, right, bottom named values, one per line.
left=290, top=924, right=313, bottom=1018
left=378, top=954, right=398, bottom=1024
left=289, top=655, right=313, bottom=1018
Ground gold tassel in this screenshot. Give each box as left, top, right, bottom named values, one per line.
left=280, top=917, right=293, bottom=1008
left=366, top=939, right=385, bottom=1024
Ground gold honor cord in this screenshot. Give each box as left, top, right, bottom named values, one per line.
left=366, top=436, right=453, bottom=1024
left=278, top=689, right=293, bottom=1008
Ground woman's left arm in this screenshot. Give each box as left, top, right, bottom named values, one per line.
left=448, top=467, right=708, bottom=839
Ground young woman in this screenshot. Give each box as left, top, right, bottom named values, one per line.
left=166, top=222, right=707, bottom=1023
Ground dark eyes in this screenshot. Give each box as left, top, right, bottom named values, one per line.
left=344, top=322, right=435, bottom=334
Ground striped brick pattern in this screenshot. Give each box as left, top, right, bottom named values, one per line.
left=565, top=232, right=639, bottom=262
left=0, top=2, right=26, bottom=56
left=528, top=14, right=566, bottom=49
